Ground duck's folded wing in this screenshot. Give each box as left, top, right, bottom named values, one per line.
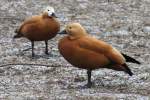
left=24, top=16, right=41, bottom=24
left=79, top=36, right=125, bottom=64
left=18, top=16, right=40, bottom=32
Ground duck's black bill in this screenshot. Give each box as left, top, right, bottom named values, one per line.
left=52, top=13, right=58, bottom=18
left=58, top=30, right=67, bottom=34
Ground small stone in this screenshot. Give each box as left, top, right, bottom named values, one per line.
left=143, top=26, right=150, bottom=33
left=74, top=75, right=86, bottom=82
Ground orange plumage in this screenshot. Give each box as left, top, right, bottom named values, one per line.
left=14, top=7, right=60, bottom=57
left=58, top=23, right=140, bottom=88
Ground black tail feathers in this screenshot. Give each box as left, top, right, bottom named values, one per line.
left=15, top=28, right=19, bottom=33
left=122, top=63, right=133, bottom=76
left=13, top=28, right=23, bottom=38
left=121, top=53, right=141, bottom=64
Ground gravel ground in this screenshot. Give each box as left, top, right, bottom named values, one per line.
left=0, top=0, right=150, bottom=100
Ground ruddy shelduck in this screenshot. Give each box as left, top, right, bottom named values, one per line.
left=14, top=6, right=60, bottom=57
left=58, top=23, right=140, bottom=88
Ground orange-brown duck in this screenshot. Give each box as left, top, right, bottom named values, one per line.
left=14, top=6, right=60, bottom=57
left=58, top=23, right=140, bottom=88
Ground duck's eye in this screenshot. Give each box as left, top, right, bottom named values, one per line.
left=48, top=10, right=49, bottom=11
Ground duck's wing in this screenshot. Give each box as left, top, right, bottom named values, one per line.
left=78, top=36, right=125, bottom=64
left=17, top=16, right=40, bottom=31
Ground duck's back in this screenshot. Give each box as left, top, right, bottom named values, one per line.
left=20, top=16, right=60, bottom=41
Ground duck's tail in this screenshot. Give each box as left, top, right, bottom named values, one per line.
left=121, top=53, right=141, bottom=64
left=122, top=63, right=133, bottom=76
left=13, top=28, right=23, bottom=38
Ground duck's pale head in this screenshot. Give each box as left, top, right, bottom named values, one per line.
left=44, top=6, right=57, bottom=17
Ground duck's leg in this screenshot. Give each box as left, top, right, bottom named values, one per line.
left=87, top=69, right=92, bottom=88
left=45, top=40, right=49, bottom=55
left=31, top=41, right=35, bottom=57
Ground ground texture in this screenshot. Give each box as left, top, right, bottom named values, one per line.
left=0, top=0, right=150, bottom=100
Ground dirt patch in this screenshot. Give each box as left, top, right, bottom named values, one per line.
left=0, top=0, right=150, bottom=99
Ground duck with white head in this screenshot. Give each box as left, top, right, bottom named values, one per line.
left=14, top=6, right=60, bottom=57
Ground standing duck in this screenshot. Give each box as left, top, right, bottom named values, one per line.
left=14, top=6, right=60, bottom=57
left=58, top=23, right=140, bottom=88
